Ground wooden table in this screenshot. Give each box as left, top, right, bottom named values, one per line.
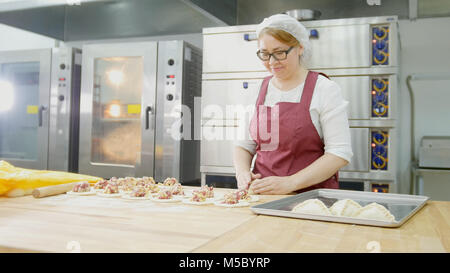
left=0, top=187, right=448, bottom=253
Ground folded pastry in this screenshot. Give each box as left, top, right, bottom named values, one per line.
left=329, top=199, right=362, bottom=217
left=354, top=202, right=395, bottom=222
left=291, top=199, right=331, bottom=216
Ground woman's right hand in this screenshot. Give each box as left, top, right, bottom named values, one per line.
left=236, top=171, right=261, bottom=190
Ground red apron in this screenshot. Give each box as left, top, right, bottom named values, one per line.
left=249, top=71, right=338, bottom=193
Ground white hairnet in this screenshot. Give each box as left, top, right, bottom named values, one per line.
left=256, top=14, right=312, bottom=63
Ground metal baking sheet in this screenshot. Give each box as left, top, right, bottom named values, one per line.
left=251, top=189, right=429, bottom=227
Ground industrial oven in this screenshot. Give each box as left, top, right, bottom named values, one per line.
left=0, top=47, right=81, bottom=172
left=201, top=16, right=400, bottom=193
left=78, top=40, right=202, bottom=183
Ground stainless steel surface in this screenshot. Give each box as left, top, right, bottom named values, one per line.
left=79, top=41, right=158, bottom=178
left=331, top=76, right=371, bottom=120
left=419, top=136, right=450, bottom=168
left=251, top=189, right=429, bottom=227
left=48, top=47, right=81, bottom=172
left=153, top=41, right=202, bottom=183
left=285, top=9, right=321, bottom=21
left=79, top=40, right=202, bottom=182
left=203, top=16, right=398, bottom=71
left=0, top=0, right=233, bottom=41
left=0, top=48, right=51, bottom=170
left=341, top=128, right=369, bottom=172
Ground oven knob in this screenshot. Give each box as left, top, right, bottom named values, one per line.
left=168, top=59, right=175, bottom=66
left=167, top=94, right=174, bottom=101
left=376, top=40, right=386, bottom=50
left=60, top=63, right=66, bottom=70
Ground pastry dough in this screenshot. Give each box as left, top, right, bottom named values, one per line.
left=221, top=191, right=240, bottom=205
left=163, top=177, right=178, bottom=187
left=291, top=199, right=331, bottom=216
left=67, top=190, right=96, bottom=196
left=199, top=185, right=214, bottom=198
left=214, top=200, right=250, bottom=208
left=189, top=189, right=208, bottom=202
left=329, top=199, right=362, bottom=217
left=93, top=180, right=109, bottom=191
left=354, top=202, right=395, bottom=222
left=170, top=183, right=184, bottom=196
left=129, top=186, right=149, bottom=198
left=103, top=182, right=119, bottom=194
left=182, top=198, right=213, bottom=205
left=72, top=181, right=91, bottom=193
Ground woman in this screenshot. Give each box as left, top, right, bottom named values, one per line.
left=233, top=14, right=353, bottom=195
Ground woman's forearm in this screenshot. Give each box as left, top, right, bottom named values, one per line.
left=233, top=146, right=253, bottom=174
left=288, top=153, right=348, bottom=191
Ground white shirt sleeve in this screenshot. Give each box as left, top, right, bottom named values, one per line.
left=317, top=78, right=353, bottom=163
left=234, top=139, right=257, bottom=155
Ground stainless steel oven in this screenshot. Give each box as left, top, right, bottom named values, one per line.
left=200, top=16, right=400, bottom=192
left=78, top=40, right=202, bottom=183
left=0, top=47, right=81, bottom=172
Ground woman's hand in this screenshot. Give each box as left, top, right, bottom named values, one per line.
left=236, top=171, right=261, bottom=190
left=249, top=176, right=296, bottom=195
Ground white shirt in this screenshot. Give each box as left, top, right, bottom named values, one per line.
left=235, top=74, right=353, bottom=163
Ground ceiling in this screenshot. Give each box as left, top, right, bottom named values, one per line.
left=0, top=0, right=448, bottom=41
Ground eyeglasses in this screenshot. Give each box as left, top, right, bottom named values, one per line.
left=256, top=46, right=294, bottom=61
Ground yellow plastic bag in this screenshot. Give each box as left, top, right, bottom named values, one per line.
left=0, top=161, right=103, bottom=197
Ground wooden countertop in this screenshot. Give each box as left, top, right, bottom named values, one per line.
left=0, top=187, right=448, bottom=253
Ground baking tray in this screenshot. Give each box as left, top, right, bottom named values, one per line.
left=251, top=189, right=429, bottom=227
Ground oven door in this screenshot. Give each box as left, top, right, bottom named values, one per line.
left=78, top=42, right=158, bottom=178
left=0, top=49, right=51, bottom=170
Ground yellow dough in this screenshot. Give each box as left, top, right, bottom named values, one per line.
left=291, top=199, right=331, bottom=216
left=354, top=202, right=395, bottom=222
left=329, top=199, right=362, bottom=217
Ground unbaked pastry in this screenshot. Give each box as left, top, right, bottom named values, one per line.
left=103, top=182, right=119, bottom=194
left=199, top=185, right=214, bottom=198
left=170, top=183, right=184, bottom=196
left=329, top=199, right=362, bottom=217
left=291, top=199, right=331, bottom=216
left=221, top=192, right=240, bottom=205
left=130, top=186, right=149, bottom=198
left=354, top=202, right=395, bottom=222
left=72, top=182, right=91, bottom=193
left=163, top=177, right=178, bottom=187
left=94, top=180, right=108, bottom=190
left=156, top=189, right=173, bottom=200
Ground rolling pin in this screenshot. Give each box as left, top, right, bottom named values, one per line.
left=32, top=182, right=79, bottom=198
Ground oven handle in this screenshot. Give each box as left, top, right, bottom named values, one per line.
left=145, top=105, right=153, bottom=130
left=38, top=105, right=48, bottom=127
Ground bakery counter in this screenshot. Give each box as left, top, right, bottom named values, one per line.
left=194, top=200, right=450, bottom=253
left=0, top=187, right=448, bottom=253
left=0, top=187, right=281, bottom=253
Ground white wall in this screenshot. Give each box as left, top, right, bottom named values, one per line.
left=398, top=17, right=450, bottom=200
left=0, top=23, right=58, bottom=51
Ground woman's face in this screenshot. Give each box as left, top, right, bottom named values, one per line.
left=258, top=33, right=303, bottom=80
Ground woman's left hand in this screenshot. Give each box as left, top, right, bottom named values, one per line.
left=249, top=176, right=296, bottom=195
